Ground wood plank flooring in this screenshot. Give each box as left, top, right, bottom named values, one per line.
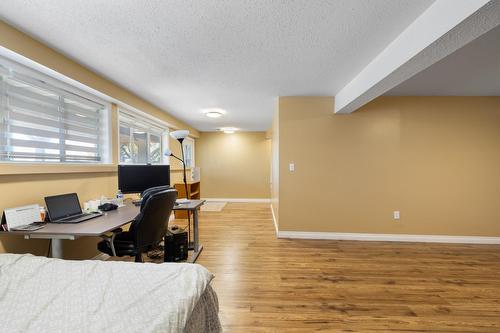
left=146, top=203, right=500, bottom=332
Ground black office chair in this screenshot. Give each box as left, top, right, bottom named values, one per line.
left=98, top=189, right=177, bottom=262
left=140, top=185, right=172, bottom=211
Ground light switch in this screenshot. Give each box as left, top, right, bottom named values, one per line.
left=289, top=163, right=295, bottom=172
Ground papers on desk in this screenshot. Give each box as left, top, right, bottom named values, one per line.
left=176, top=199, right=192, bottom=204
left=2, top=204, right=44, bottom=231
left=10, top=223, right=46, bottom=231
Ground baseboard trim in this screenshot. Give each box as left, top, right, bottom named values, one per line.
left=203, top=198, right=271, bottom=203
left=277, top=231, right=500, bottom=245
left=270, top=204, right=278, bottom=235
left=91, top=253, right=110, bottom=261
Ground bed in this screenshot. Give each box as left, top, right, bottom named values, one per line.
left=0, top=254, right=221, bottom=333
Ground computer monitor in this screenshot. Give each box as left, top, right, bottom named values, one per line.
left=118, top=164, right=170, bottom=194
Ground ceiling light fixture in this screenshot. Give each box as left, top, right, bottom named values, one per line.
left=220, top=127, right=238, bottom=134
left=205, top=111, right=223, bottom=118
left=202, top=108, right=226, bottom=118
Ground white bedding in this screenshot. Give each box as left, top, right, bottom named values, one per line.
left=0, top=254, right=214, bottom=333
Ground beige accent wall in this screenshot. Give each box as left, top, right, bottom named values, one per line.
left=0, top=173, right=117, bottom=258
left=169, top=138, right=193, bottom=185
left=276, top=96, right=500, bottom=237
left=0, top=21, right=197, bottom=258
left=196, top=132, right=271, bottom=199
left=271, top=107, right=279, bottom=226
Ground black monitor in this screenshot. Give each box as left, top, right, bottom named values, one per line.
left=118, top=164, right=170, bottom=194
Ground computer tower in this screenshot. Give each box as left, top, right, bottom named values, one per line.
left=164, top=229, right=188, bottom=262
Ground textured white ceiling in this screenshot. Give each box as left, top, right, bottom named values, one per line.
left=0, top=0, right=434, bottom=131
left=387, top=23, right=500, bottom=96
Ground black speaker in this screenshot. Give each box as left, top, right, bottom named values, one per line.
left=164, top=229, right=188, bottom=262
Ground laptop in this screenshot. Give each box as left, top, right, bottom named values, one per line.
left=45, top=193, right=102, bottom=223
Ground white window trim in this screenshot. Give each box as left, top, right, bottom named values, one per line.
left=1, top=46, right=181, bottom=131
left=0, top=50, right=110, bottom=110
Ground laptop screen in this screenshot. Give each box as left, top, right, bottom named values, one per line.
left=45, top=193, right=82, bottom=221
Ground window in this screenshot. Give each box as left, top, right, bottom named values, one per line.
left=0, top=56, right=110, bottom=163
left=182, top=137, right=195, bottom=168
left=119, top=110, right=168, bottom=164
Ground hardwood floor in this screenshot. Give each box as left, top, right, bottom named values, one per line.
left=155, top=203, right=500, bottom=332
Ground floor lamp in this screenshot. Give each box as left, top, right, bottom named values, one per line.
left=166, top=130, right=193, bottom=248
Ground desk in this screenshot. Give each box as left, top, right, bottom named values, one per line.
left=173, top=200, right=205, bottom=263
left=2, top=200, right=205, bottom=263
left=3, top=204, right=138, bottom=259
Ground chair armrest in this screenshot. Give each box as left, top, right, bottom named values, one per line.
left=101, top=228, right=123, bottom=238
left=100, top=228, right=123, bottom=256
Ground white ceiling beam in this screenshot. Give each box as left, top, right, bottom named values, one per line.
left=334, top=0, right=500, bottom=114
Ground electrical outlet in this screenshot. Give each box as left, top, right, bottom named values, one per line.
left=289, top=163, right=295, bottom=172
left=393, top=211, right=400, bottom=220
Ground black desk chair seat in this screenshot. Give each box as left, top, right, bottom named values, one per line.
left=98, top=188, right=177, bottom=262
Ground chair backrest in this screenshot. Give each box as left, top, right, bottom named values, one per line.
left=140, top=185, right=172, bottom=211
left=132, top=188, right=177, bottom=252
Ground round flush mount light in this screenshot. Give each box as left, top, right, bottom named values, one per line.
left=203, top=108, right=226, bottom=118
left=219, top=127, right=238, bottom=134
left=206, top=111, right=223, bottom=118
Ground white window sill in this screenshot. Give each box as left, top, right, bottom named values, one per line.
left=0, top=163, right=117, bottom=175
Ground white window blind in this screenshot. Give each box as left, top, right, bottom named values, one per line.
left=0, top=58, right=110, bottom=163
left=119, top=109, right=168, bottom=165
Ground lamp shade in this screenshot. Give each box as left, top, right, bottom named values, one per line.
left=164, top=148, right=172, bottom=157
left=170, top=130, right=190, bottom=141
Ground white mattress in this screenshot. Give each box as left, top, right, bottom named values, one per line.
left=0, top=254, right=216, bottom=333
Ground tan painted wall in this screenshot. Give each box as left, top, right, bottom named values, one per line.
left=0, top=173, right=117, bottom=259
left=277, top=96, right=500, bottom=237
left=169, top=138, right=193, bottom=185
left=196, top=132, right=271, bottom=199
left=271, top=107, right=279, bottom=226
left=0, top=21, right=197, bottom=258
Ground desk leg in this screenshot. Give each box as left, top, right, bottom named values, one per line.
left=193, top=209, right=199, bottom=252
left=50, top=239, right=63, bottom=259
left=189, top=209, right=203, bottom=263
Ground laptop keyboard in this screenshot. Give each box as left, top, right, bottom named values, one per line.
left=59, top=212, right=96, bottom=222
left=60, top=214, right=83, bottom=221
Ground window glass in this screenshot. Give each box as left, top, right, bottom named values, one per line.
left=118, top=110, right=167, bottom=165
left=149, top=134, right=161, bottom=164
left=132, top=130, right=148, bottom=164
left=119, top=125, right=132, bottom=163
left=183, top=138, right=195, bottom=168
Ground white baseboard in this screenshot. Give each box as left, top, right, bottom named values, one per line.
left=277, top=231, right=500, bottom=245
left=91, top=253, right=110, bottom=261
left=203, top=198, right=271, bottom=203
left=270, top=204, right=278, bottom=235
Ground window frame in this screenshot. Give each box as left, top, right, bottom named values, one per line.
left=118, top=108, right=169, bottom=165
left=0, top=55, right=112, bottom=165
